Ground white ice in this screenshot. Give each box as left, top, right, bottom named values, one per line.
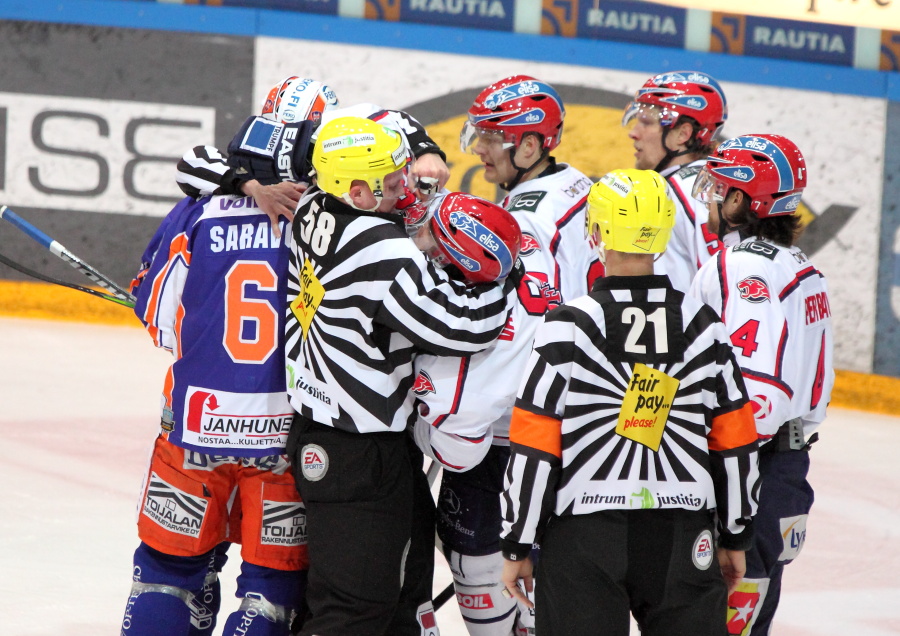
left=2, top=317, right=899, bottom=635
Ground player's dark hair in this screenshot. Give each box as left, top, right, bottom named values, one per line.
left=730, top=194, right=801, bottom=247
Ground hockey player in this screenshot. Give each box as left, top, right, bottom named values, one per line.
left=283, top=116, right=521, bottom=636
left=425, top=74, right=598, bottom=635
left=176, top=75, right=449, bottom=234
left=622, top=70, right=728, bottom=293
left=123, top=140, right=310, bottom=633
left=690, top=134, right=834, bottom=635
left=500, top=169, right=761, bottom=636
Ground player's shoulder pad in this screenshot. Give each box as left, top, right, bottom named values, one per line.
left=731, top=240, right=780, bottom=261
left=674, top=164, right=702, bottom=180
left=507, top=190, right=547, bottom=214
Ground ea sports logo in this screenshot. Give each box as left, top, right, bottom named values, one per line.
left=692, top=529, right=714, bottom=570
left=300, top=444, right=329, bottom=482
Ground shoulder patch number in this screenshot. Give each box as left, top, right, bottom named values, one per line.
left=299, top=208, right=336, bottom=256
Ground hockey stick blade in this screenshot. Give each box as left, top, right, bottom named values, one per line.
left=0, top=250, right=135, bottom=307
left=0, top=205, right=136, bottom=305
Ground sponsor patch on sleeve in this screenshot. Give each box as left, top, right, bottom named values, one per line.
left=508, top=191, right=546, bottom=213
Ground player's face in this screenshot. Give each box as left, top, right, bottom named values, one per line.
left=627, top=107, right=668, bottom=171
left=472, top=131, right=516, bottom=185
left=375, top=168, right=409, bottom=213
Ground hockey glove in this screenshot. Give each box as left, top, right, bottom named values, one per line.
left=226, top=116, right=315, bottom=186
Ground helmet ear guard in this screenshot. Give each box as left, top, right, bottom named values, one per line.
left=586, top=169, right=676, bottom=255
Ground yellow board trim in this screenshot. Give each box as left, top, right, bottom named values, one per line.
left=1, top=280, right=898, bottom=415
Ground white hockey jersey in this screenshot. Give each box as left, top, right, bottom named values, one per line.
left=413, top=163, right=600, bottom=471
left=690, top=233, right=835, bottom=441
left=654, top=160, right=722, bottom=293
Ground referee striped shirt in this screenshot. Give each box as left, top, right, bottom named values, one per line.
left=285, top=189, right=516, bottom=434
left=500, top=275, right=760, bottom=558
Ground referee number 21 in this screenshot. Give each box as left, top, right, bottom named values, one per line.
left=622, top=307, right=669, bottom=354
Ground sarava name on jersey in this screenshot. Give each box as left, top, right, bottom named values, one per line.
left=508, top=191, right=546, bottom=213
left=210, top=219, right=286, bottom=252
left=617, top=364, right=679, bottom=452
left=291, top=258, right=325, bottom=340
left=733, top=240, right=779, bottom=260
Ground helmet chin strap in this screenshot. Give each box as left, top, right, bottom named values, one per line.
left=653, top=127, right=693, bottom=173
left=500, top=147, right=548, bottom=192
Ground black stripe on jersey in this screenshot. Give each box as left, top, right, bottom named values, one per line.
left=716, top=250, right=729, bottom=320
left=666, top=176, right=698, bottom=226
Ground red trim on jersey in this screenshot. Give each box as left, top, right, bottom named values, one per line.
left=774, top=320, right=789, bottom=379
left=741, top=368, right=793, bottom=398
left=432, top=357, right=470, bottom=429
left=432, top=448, right=466, bottom=471
left=779, top=265, right=817, bottom=301
left=666, top=176, right=697, bottom=226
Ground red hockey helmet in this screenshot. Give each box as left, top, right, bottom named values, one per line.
left=460, top=75, right=565, bottom=154
left=693, top=134, right=807, bottom=218
left=622, top=71, right=727, bottom=148
left=413, top=192, right=521, bottom=283
left=261, top=76, right=339, bottom=125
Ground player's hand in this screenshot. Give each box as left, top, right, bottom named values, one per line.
left=500, top=557, right=534, bottom=609
left=411, top=153, right=450, bottom=200
left=717, top=548, right=746, bottom=595
left=241, top=180, right=307, bottom=238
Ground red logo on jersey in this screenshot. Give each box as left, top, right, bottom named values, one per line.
left=303, top=450, right=325, bottom=465
left=737, top=276, right=770, bottom=303
left=750, top=394, right=773, bottom=420
left=499, top=313, right=515, bottom=341
left=456, top=593, right=494, bottom=610
left=186, top=391, right=219, bottom=432
left=412, top=371, right=436, bottom=396
left=520, top=232, right=541, bottom=256
left=726, top=587, right=761, bottom=635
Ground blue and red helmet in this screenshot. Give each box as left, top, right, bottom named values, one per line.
left=696, top=134, right=806, bottom=218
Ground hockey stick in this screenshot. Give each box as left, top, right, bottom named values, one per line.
left=424, top=459, right=458, bottom=611
left=0, top=250, right=135, bottom=307
left=0, top=205, right=136, bottom=307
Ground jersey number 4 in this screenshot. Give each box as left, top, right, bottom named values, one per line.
left=730, top=319, right=760, bottom=358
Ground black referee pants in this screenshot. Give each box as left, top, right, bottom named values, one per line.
left=288, top=416, right=435, bottom=636
left=535, top=508, right=728, bottom=636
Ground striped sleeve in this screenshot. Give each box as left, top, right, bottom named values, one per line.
left=175, top=145, right=232, bottom=199
left=709, top=332, right=760, bottom=547
left=500, top=313, right=573, bottom=555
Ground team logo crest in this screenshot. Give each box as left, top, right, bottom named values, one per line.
left=692, top=529, right=714, bottom=570
left=412, top=370, right=436, bottom=396
left=750, top=394, right=772, bottom=420
left=520, top=232, right=541, bottom=255
left=737, top=276, right=770, bottom=303
left=300, top=444, right=328, bottom=482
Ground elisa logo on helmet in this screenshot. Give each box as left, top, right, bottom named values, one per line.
left=713, top=166, right=755, bottom=183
